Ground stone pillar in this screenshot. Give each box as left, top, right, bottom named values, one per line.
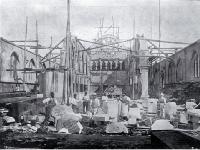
left=140, top=66, right=149, bottom=99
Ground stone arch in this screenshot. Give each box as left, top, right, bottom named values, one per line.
left=28, top=59, right=36, bottom=80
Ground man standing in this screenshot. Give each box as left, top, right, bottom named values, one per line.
left=91, top=93, right=100, bottom=115
left=43, top=92, right=57, bottom=124
left=159, top=92, right=167, bottom=118
left=69, top=93, right=79, bottom=113
left=82, top=92, right=90, bottom=114
left=120, top=93, right=131, bottom=121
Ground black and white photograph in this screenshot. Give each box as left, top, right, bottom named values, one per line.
left=0, top=0, right=200, bottom=149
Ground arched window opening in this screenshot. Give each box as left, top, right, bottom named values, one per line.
left=112, top=61, right=115, bottom=70
left=10, top=52, right=19, bottom=80
left=168, top=62, right=175, bottom=83
left=92, top=61, right=96, bottom=71
left=42, top=63, right=46, bottom=69
left=176, top=59, right=183, bottom=82
left=161, top=69, right=165, bottom=88
left=117, top=61, right=121, bottom=70
left=193, top=53, right=199, bottom=78
left=122, top=61, right=125, bottom=70
left=97, top=60, right=100, bottom=71
left=28, top=59, right=36, bottom=81
left=107, top=61, right=111, bottom=70
left=102, top=61, right=106, bottom=71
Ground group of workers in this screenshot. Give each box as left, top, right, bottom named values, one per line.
left=43, top=91, right=132, bottom=123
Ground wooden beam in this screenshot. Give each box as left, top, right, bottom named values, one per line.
left=9, top=40, right=38, bottom=42
left=41, top=38, right=64, bottom=61
left=6, top=68, right=69, bottom=72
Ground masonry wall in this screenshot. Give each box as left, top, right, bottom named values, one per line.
left=149, top=39, right=200, bottom=103
left=0, top=38, right=41, bottom=92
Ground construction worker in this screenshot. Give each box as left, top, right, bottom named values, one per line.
left=43, top=92, right=57, bottom=125
left=69, top=93, right=79, bottom=113
left=159, top=92, right=167, bottom=118
left=120, top=93, right=131, bottom=121
left=91, top=93, right=100, bottom=115
left=82, top=92, right=90, bottom=114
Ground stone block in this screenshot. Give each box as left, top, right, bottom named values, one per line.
left=93, top=114, right=109, bottom=122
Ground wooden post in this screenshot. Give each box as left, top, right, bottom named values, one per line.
left=35, top=20, right=39, bottom=83
left=62, top=0, right=71, bottom=105
left=35, top=20, right=39, bottom=68
left=158, top=0, right=161, bottom=97
left=23, top=17, right=28, bottom=91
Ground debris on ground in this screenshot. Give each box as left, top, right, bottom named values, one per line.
left=106, top=122, right=128, bottom=133
left=62, top=119, right=83, bottom=134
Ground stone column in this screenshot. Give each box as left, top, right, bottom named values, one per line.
left=140, top=66, right=149, bottom=99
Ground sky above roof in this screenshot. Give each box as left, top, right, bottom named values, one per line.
left=0, top=0, right=200, bottom=55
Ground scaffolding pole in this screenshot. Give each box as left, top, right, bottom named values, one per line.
left=23, top=17, right=28, bottom=91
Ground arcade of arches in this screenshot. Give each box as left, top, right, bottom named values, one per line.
left=91, top=59, right=125, bottom=71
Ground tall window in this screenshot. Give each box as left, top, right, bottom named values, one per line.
left=28, top=59, right=36, bottom=81
left=168, top=62, right=175, bottom=83
left=92, top=61, right=96, bottom=71
left=55, top=71, right=58, bottom=92
left=194, top=53, right=199, bottom=78
left=10, top=52, right=19, bottom=80
left=102, top=61, right=106, bottom=70
left=122, top=61, right=125, bottom=70
left=176, top=59, right=183, bottom=82
left=107, top=61, right=111, bottom=70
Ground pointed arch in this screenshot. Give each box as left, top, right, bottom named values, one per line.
left=28, top=59, right=36, bottom=80
left=10, top=51, right=19, bottom=80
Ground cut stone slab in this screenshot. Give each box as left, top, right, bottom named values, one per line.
left=93, top=114, right=110, bottom=122
left=52, top=104, right=82, bottom=121
left=151, top=119, right=174, bottom=130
